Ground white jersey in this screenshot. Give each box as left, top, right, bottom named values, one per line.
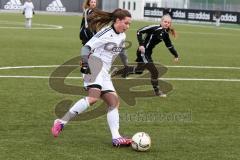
left=23, top=2, right=34, bottom=19
left=86, top=26, right=126, bottom=72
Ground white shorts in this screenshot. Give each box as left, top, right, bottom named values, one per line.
left=83, top=56, right=115, bottom=92
left=25, top=11, right=33, bottom=19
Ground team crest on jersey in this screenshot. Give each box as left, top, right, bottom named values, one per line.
left=104, top=41, right=124, bottom=54
left=112, top=47, right=124, bottom=53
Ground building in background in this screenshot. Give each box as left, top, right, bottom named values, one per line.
left=118, top=0, right=189, bottom=20
left=101, top=0, right=118, bottom=11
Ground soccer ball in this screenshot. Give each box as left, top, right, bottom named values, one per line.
left=131, top=132, right=151, bottom=151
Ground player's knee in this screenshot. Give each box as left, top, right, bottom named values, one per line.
left=115, top=101, right=120, bottom=108
left=108, top=104, right=119, bottom=110
left=108, top=97, right=120, bottom=108
left=151, top=72, right=159, bottom=79
left=86, top=97, right=99, bottom=106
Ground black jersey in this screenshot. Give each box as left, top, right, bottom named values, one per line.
left=79, top=8, right=96, bottom=45
left=137, top=25, right=178, bottom=59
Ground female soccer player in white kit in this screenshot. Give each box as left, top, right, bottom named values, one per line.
left=51, top=8, right=132, bottom=147
left=22, top=0, right=34, bottom=28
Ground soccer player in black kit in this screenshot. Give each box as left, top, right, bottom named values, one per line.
left=135, top=15, right=179, bottom=97
left=118, top=15, right=179, bottom=97
left=79, top=0, right=97, bottom=45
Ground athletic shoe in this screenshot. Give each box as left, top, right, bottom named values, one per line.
left=112, top=66, right=134, bottom=78
left=112, top=137, right=132, bottom=147
left=154, top=89, right=167, bottom=97
left=51, top=119, right=64, bottom=138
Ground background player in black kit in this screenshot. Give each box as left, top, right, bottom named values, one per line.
left=135, top=14, right=179, bottom=97
left=116, top=15, right=179, bottom=97
left=79, top=0, right=97, bottom=45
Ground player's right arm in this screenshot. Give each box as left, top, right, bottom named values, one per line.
left=22, top=2, right=26, bottom=15
left=137, top=25, right=157, bottom=46
left=80, top=45, right=91, bottom=74
left=137, top=25, right=158, bottom=54
left=80, top=27, right=111, bottom=74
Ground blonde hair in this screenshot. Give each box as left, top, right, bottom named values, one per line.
left=82, top=0, right=97, bottom=10
left=88, top=8, right=131, bottom=31
left=161, top=15, right=177, bottom=38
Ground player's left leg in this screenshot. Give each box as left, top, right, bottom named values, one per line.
left=28, top=18, right=32, bottom=28
left=101, top=91, right=132, bottom=147
left=101, top=92, right=120, bottom=139
left=145, top=63, right=166, bottom=97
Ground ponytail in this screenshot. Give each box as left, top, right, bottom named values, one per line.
left=169, top=27, right=177, bottom=38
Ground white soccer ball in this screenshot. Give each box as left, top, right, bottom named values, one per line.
left=131, top=132, right=151, bottom=151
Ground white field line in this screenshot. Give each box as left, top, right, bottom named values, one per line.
left=176, top=23, right=240, bottom=31
left=0, top=65, right=60, bottom=70
left=0, top=26, right=63, bottom=30
left=0, top=75, right=240, bottom=82
left=165, top=65, right=240, bottom=70
left=128, top=28, right=240, bottom=36
left=1, top=65, right=240, bottom=70
left=135, top=19, right=240, bottom=31
left=0, top=20, right=63, bottom=29
left=1, top=20, right=238, bottom=31
left=128, top=29, right=239, bottom=37
left=0, top=65, right=239, bottom=82
left=178, top=31, right=240, bottom=36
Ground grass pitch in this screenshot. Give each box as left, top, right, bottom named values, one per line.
left=0, top=13, right=240, bottom=160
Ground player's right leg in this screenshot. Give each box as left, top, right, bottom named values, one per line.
left=51, top=87, right=101, bottom=137
left=25, top=19, right=28, bottom=28
left=51, top=97, right=90, bottom=137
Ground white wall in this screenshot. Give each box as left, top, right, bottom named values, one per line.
left=119, top=0, right=163, bottom=20
left=102, top=0, right=119, bottom=11
left=118, top=0, right=144, bottom=20
left=161, top=0, right=189, bottom=8
left=118, top=0, right=189, bottom=20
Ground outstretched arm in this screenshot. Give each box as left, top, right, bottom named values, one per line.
left=162, top=32, right=179, bottom=61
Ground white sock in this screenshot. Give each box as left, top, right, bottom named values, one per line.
left=69, top=97, right=89, bottom=115
left=107, top=107, right=121, bottom=139
left=25, top=20, right=28, bottom=28
left=28, top=19, right=32, bottom=28
left=60, top=98, right=89, bottom=124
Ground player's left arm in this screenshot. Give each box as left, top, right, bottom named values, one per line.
left=162, top=32, right=179, bottom=62
left=114, top=49, right=133, bottom=78
left=119, top=49, right=128, bottom=67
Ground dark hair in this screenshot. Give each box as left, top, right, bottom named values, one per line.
left=88, top=8, right=131, bottom=31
